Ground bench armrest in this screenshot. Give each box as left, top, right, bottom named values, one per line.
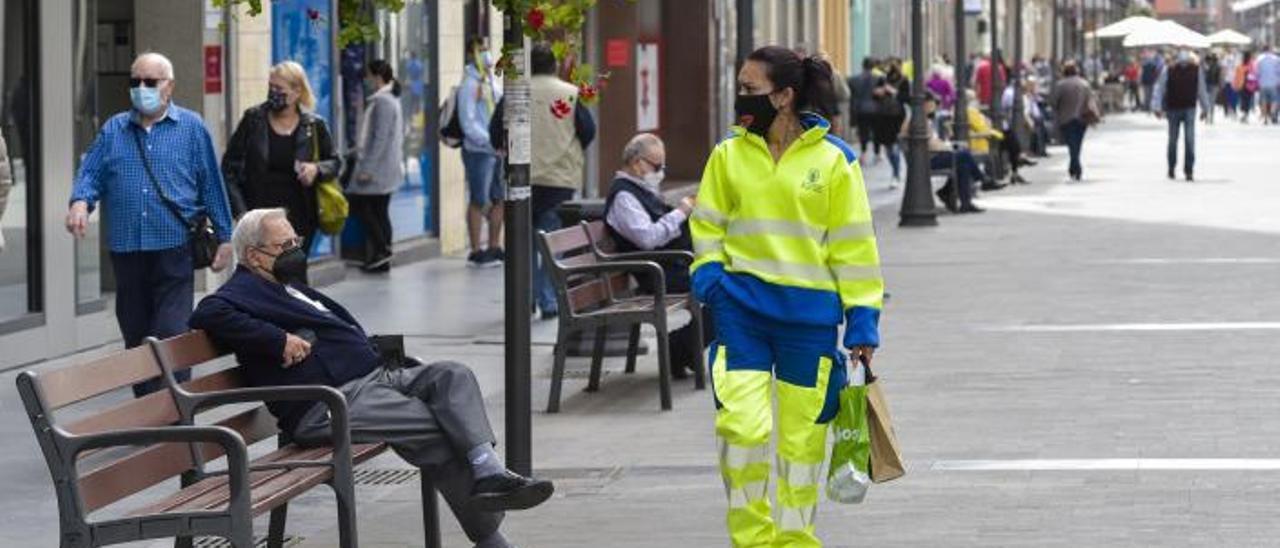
left=177, top=385, right=353, bottom=468
left=562, top=261, right=667, bottom=304
left=66, top=425, right=253, bottom=514
left=597, top=249, right=694, bottom=269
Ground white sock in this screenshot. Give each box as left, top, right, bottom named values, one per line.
left=467, top=444, right=506, bottom=479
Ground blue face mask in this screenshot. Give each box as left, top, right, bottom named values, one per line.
left=130, top=86, right=165, bottom=115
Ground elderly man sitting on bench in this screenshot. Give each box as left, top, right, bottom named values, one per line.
left=190, top=208, right=552, bottom=548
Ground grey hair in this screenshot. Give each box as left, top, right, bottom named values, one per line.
left=233, top=208, right=288, bottom=264
left=621, top=133, right=663, bottom=166
left=132, top=52, right=175, bottom=80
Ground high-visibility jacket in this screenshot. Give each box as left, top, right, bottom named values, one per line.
left=691, top=113, right=884, bottom=349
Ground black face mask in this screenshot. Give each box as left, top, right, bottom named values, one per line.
left=266, top=90, right=289, bottom=112
left=735, top=93, right=779, bottom=136
left=260, top=246, right=309, bottom=285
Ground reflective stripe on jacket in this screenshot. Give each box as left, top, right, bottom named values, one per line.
left=691, top=113, right=884, bottom=348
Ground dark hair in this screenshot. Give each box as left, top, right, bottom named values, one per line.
left=530, top=43, right=557, bottom=76
left=1062, top=61, right=1080, bottom=77
left=862, top=57, right=877, bottom=71
left=367, top=59, right=401, bottom=97
left=746, top=46, right=837, bottom=118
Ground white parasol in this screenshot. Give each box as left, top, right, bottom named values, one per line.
left=1206, top=29, right=1253, bottom=46
left=1091, top=16, right=1159, bottom=39
left=1122, top=20, right=1212, bottom=49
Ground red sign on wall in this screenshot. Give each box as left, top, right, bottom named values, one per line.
left=204, top=45, right=223, bottom=94
left=606, top=39, right=630, bottom=68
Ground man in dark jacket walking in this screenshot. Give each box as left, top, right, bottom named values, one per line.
left=190, top=208, right=553, bottom=548
left=1152, top=50, right=1213, bottom=181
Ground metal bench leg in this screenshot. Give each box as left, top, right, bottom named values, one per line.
left=690, top=304, right=707, bottom=391
left=174, top=537, right=193, bottom=548
left=421, top=476, right=442, bottom=548
left=586, top=326, right=607, bottom=392
left=547, top=329, right=572, bottom=413
left=331, top=480, right=359, bottom=548
left=267, top=504, right=288, bottom=548
left=654, top=317, right=673, bottom=411
left=624, top=324, right=641, bottom=374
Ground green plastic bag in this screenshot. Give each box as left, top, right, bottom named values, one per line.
left=827, top=363, right=871, bottom=504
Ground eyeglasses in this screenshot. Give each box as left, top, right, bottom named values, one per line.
left=129, top=77, right=168, bottom=88
left=256, top=237, right=303, bottom=254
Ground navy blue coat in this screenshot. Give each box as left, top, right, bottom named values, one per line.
left=189, top=266, right=380, bottom=431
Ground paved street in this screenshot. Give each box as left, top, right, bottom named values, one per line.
left=3, top=113, right=1280, bottom=547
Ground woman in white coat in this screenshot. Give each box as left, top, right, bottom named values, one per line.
left=350, top=59, right=405, bottom=272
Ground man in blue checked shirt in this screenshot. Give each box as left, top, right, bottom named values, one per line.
left=66, top=52, right=235, bottom=396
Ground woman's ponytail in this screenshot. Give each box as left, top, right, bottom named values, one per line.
left=799, top=55, right=837, bottom=118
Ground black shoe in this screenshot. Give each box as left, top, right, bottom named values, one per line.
left=1010, top=174, right=1029, bottom=185
left=1168, top=168, right=1175, bottom=180
left=980, top=181, right=1008, bottom=191
left=489, top=248, right=506, bottom=263
left=959, top=204, right=986, bottom=214
left=361, top=254, right=392, bottom=273
left=540, top=309, right=559, bottom=321
left=1017, top=158, right=1037, bottom=167
left=470, top=471, right=555, bottom=512
left=475, top=249, right=503, bottom=269
left=467, top=250, right=485, bottom=267
left=1185, top=172, right=1194, bottom=182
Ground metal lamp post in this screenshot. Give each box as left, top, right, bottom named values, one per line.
left=900, top=0, right=938, bottom=227
left=954, top=0, right=970, bottom=145
left=501, top=7, right=533, bottom=477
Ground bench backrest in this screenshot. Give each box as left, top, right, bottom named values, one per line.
left=149, top=331, right=281, bottom=468
left=16, top=346, right=194, bottom=515
left=581, top=220, right=620, bottom=256
left=536, top=224, right=631, bottom=316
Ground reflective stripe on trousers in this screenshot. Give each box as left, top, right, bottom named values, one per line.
left=712, top=342, right=834, bottom=548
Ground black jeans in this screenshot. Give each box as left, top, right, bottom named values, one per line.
left=348, top=193, right=393, bottom=265
left=1059, top=120, right=1088, bottom=178
left=111, top=246, right=194, bottom=396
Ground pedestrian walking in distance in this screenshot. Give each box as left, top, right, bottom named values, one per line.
left=692, top=45, right=884, bottom=548
left=348, top=59, right=405, bottom=273
left=1049, top=61, right=1096, bottom=182
left=66, top=52, right=235, bottom=396
left=1152, top=50, right=1213, bottom=182
left=222, top=60, right=341, bottom=268
left=458, top=39, right=505, bottom=268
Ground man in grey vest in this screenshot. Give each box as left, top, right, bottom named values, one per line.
left=490, top=43, right=596, bottom=320
left=1152, top=50, right=1212, bottom=182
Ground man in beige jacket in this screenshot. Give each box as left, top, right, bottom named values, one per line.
left=488, top=43, right=597, bottom=320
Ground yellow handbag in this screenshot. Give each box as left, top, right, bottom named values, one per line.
left=311, top=123, right=348, bottom=235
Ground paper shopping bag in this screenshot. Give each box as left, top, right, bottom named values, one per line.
left=866, top=369, right=906, bottom=483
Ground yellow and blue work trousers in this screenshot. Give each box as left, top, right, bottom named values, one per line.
left=708, top=291, right=846, bottom=548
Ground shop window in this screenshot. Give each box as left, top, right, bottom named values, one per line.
left=0, top=0, right=42, bottom=324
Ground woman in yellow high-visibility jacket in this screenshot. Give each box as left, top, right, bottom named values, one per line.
left=691, top=46, right=885, bottom=548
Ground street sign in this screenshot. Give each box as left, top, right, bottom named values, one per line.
left=607, top=39, right=630, bottom=68
left=636, top=42, right=660, bottom=132
left=204, top=45, right=222, bottom=94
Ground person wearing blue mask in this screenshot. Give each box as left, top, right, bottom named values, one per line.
left=66, top=52, right=235, bottom=397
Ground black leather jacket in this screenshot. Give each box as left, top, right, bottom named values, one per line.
left=221, top=104, right=341, bottom=218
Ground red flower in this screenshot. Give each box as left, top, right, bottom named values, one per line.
left=526, top=8, right=545, bottom=32
left=307, top=8, right=321, bottom=20
left=578, top=84, right=597, bottom=102
left=550, top=98, right=572, bottom=119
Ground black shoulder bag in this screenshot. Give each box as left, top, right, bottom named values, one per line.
left=131, top=127, right=219, bottom=269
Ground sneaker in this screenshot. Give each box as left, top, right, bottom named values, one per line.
left=958, top=204, right=986, bottom=214
left=540, top=309, right=559, bottom=321
left=361, top=255, right=392, bottom=273
left=476, top=249, right=503, bottom=269
left=467, top=250, right=485, bottom=268
left=489, top=248, right=506, bottom=263
left=470, top=470, right=555, bottom=512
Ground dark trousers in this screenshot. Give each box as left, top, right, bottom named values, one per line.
left=1001, top=131, right=1023, bottom=174
left=111, top=246, right=194, bottom=396
left=348, top=193, right=394, bottom=265
left=1166, top=108, right=1196, bottom=175
left=1059, top=120, right=1088, bottom=178
left=931, top=150, right=983, bottom=207
left=292, top=361, right=503, bottom=543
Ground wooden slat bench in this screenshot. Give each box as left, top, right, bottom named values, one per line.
left=536, top=222, right=705, bottom=413
left=17, top=331, right=442, bottom=548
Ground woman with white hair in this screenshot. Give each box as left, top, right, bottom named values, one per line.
left=222, top=61, right=341, bottom=270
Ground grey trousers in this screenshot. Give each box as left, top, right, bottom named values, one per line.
left=292, top=361, right=503, bottom=543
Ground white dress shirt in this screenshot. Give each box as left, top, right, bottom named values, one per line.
left=605, top=171, right=688, bottom=251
